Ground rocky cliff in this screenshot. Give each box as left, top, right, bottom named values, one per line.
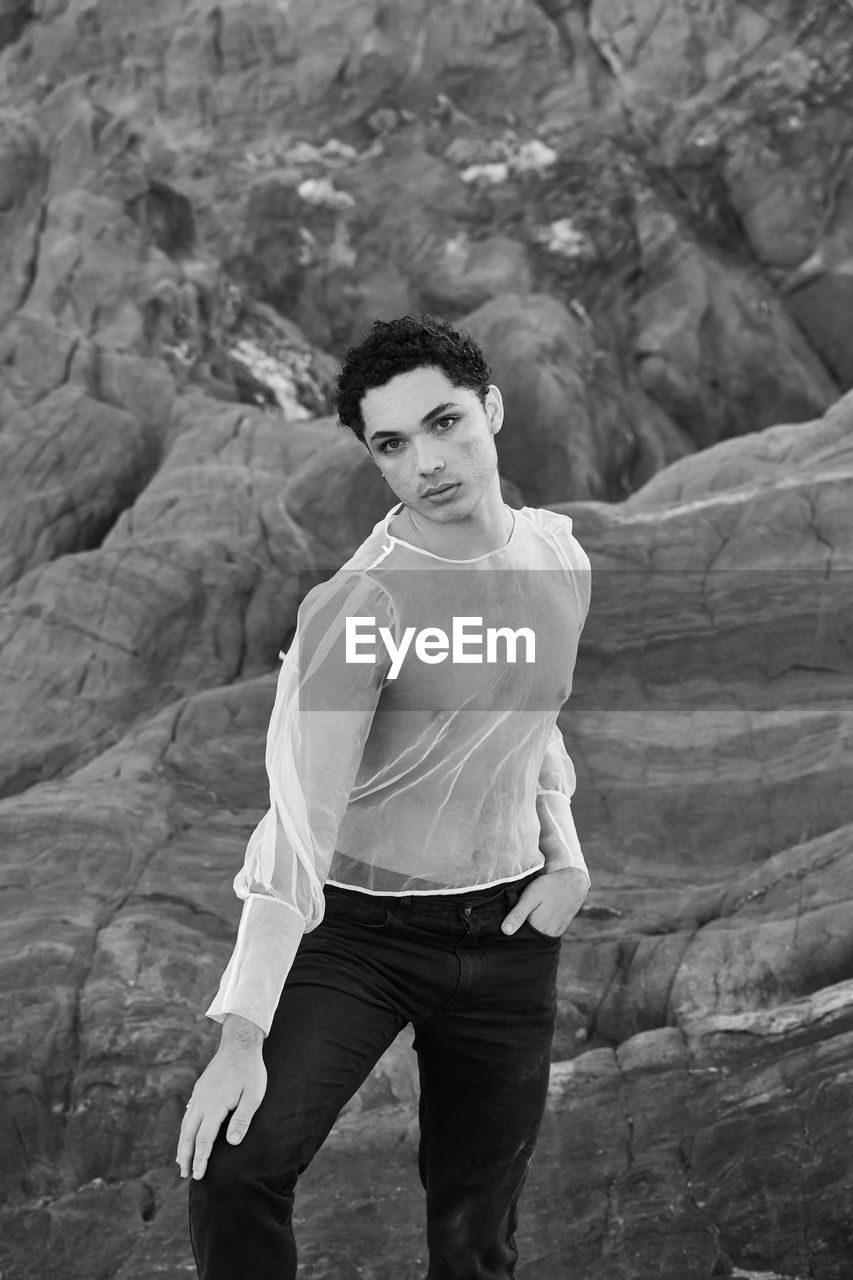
left=0, top=2, right=852, bottom=1278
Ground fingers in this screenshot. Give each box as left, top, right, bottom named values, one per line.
left=176, top=1092, right=265, bottom=1180
left=176, top=1102, right=227, bottom=1181
left=503, top=867, right=593, bottom=934
left=226, top=1095, right=261, bottom=1145
left=176, top=1103, right=203, bottom=1179
left=176, top=1104, right=199, bottom=1179
left=501, top=886, right=542, bottom=934
left=189, top=1130, right=217, bottom=1181
left=501, top=906, right=524, bottom=934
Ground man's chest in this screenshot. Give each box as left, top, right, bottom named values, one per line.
left=373, top=568, right=582, bottom=713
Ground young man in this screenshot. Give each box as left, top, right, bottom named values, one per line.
left=179, top=314, right=592, bottom=1279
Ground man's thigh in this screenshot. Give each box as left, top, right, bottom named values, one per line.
left=411, top=929, right=561, bottom=1211
left=206, top=917, right=409, bottom=1189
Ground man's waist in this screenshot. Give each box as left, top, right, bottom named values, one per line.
left=324, top=863, right=544, bottom=906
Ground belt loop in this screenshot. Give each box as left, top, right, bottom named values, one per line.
left=505, top=883, right=520, bottom=910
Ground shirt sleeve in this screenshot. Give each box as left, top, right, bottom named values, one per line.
left=536, top=721, right=590, bottom=880
left=536, top=530, right=592, bottom=879
left=204, top=571, right=396, bottom=1036
left=568, top=527, right=592, bottom=629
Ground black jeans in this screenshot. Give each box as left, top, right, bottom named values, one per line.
left=189, top=868, right=561, bottom=1279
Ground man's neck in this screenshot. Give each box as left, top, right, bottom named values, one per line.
left=396, top=489, right=513, bottom=560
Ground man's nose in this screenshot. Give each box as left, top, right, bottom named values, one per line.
left=415, top=443, right=446, bottom=474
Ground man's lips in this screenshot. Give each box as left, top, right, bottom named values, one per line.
left=422, top=482, right=459, bottom=497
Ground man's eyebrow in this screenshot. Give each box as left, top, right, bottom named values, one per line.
left=368, top=403, right=460, bottom=443
left=420, top=401, right=459, bottom=425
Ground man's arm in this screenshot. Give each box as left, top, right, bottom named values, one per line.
left=536, top=720, right=590, bottom=884
left=204, top=572, right=395, bottom=1037
left=536, top=519, right=591, bottom=879
left=503, top=518, right=591, bottom=936
left=219, top=1011, right=264, bottom=1047
left=500, top=721, right=589, bottom=938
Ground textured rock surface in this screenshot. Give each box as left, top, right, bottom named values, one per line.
left=557, top=391, right=853, bottom=875
left=1, top=1, right=853, bottom=1278
left=462, top=291, right=690, bottom=504
left=1, top=390, right=851, bottom=1279
left=0, top=403, right=393, bottom=798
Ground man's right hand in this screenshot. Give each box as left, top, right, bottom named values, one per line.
left=177, top=1017, right=268, bottom=1181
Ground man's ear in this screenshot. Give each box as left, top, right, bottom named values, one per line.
left=485, top=384, right=504, bottom=434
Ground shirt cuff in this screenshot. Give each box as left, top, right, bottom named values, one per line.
left=204, top=893, right=307, bottom=1037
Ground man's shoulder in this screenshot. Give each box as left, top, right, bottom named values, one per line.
left=517, top=505, right=575, bottom=538
left=516, top=505, right=591, bottom=605
left=301, top=520, right=398, bottom=622
left=337, top=511, right=398, bottom=572
left=517, top=505, right=584, bottom=560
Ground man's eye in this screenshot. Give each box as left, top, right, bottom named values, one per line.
left=379, top=417, right=456, bottom=452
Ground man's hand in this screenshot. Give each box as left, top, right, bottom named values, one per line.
left=501, top=867, right=590, bottom=937
left=177, top=1019, right=268, bottom=1182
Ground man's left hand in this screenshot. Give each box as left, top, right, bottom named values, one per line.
left=501, top=867, right=590, bottom=938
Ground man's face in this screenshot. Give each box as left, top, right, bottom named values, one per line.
left=361, top=366, right=504, bottom=525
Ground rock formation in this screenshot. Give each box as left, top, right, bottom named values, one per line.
left=0, top=2, right=852, bottom=1278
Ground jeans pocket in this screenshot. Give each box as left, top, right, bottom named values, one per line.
left=517, top=917, right=563, bottom=943
left=323, top=891, right=389, bottom=929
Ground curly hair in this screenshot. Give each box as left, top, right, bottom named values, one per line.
left=334, top=314, right=492, bottom=443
